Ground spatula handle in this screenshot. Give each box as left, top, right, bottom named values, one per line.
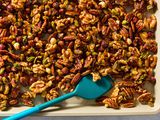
left=3, top=91, right=75, bottom=120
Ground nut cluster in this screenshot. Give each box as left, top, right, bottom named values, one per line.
left=0, top=0, right=158, bottom=110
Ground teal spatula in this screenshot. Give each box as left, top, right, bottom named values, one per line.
left=3, top=75, right=113, bottom=120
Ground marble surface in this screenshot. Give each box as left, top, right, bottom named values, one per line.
left=23, top=114, right=160, bottom=120
left=1, top=114, right=160, bottom=120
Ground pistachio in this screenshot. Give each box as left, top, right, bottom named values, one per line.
left=122, top=20, right=128, bottom=25
left=27, top=56, right=35, bottom=62
left=0, top=68, right=5, bottom=75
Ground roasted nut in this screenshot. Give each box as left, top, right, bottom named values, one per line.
left=108, top=18, right=120, bottom=31
left=137, top=92, right=154, bottom=106
left=79, top=11, right=99, bottom=25
left=144, top=15, right=157, bottom=29
left=110, top=87, right=120, bottom=97
left=10, top=87, right=20, bottom=98
left=136, top=20, right=144, bottom=32
left=0, top=100, right=7, bottom=111
left=120, top=87, right=136, bottom=99
left=63, top=35, right=76, bottom=41
left=21, top=98, right=34, bottom=107
left=3, top=84, right=10, bottom=95
left=22, top=91, right=36, bottom=99
left=84, top=55, right=93, bottom=68
left=91, top=72, right=101, bottom=82
left=99, top=68, right=112, bottom=76
left=32, top=64, right=46, bottom=74
left=103, top=97, right=119, bottom=109
left=150, top=55, right=157, bottom=68
left=62, top=48, right=74, bottom=62
left=115, top=81, right=136, bottom=88
left=45, top=88, right=59, bottom=101
left=81, top=70, right=91, bottom=76
left=29, top=81, right=52, bottom=94
left=9, top=99, right=19, bottom=106
left=11, top=0, right=27, bottom=9
left=58, top=74, right=74, bottom=92
left=71, top=73, right=81, bottom=85
left=121, top=102, right=136, bottom=108
left=0, top=94, right=8, bottom=111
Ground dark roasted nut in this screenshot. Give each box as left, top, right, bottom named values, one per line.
left=137, top=92, right=154, bottom=107
left=9, top=99, right=19, bottom=106
left=96, top=96, right=107, bottom=105
left=10, top=87, right=20, bottom=98
left=84, top=55, right=93, bottom=68
left=0, top=44, right=5, bottom=50
left=63, top=35, right=76, bottom=41
left=121, top=101, right=136, bottom=108
left=58, top=41, right=65, bottom=48
left=21, top=98, right=34, bottom=107
left=120, top=27, right=129, bottom=39
left=71, top=73, right=81, bottom=85
left=29, top=77, right=38, bottom=85
left=81, top=70, right=91, bottom=76
left=61, top=67, right=69, bottom=75
left=103, top=97, right=120, bottom=109
left=136, top=20, right=144, bottom=32
left=125, top=13, right=134, bottom=22
left=108, top=18, right=120, bottom=31
left=20, top=76, right=29, bottom=86
left=142, top=40, right=157, bottom=53
left=120, top=87, right=136, bottom=100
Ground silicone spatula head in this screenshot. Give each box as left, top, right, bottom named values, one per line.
left=74, top=75, right=113, bottom=99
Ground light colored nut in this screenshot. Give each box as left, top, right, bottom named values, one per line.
left=29, top=81, right=52, bottom=93
left=99, top=68, right=112, bottom=76
left=79, top=11, right=99, bottom=25
left=32, top=64, right=46, bottom=74
left=111, top=87, right=120, bottom=97
left=45, top=88, right=59, bottom=101
left=50, top=38, right=57, bottom=45
left=91, top=72, right=101, bottom=82
left=150, top=55, right=157, bottom=68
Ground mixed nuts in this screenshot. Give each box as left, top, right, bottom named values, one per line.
left=0, top=0, right=158, bottom=110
